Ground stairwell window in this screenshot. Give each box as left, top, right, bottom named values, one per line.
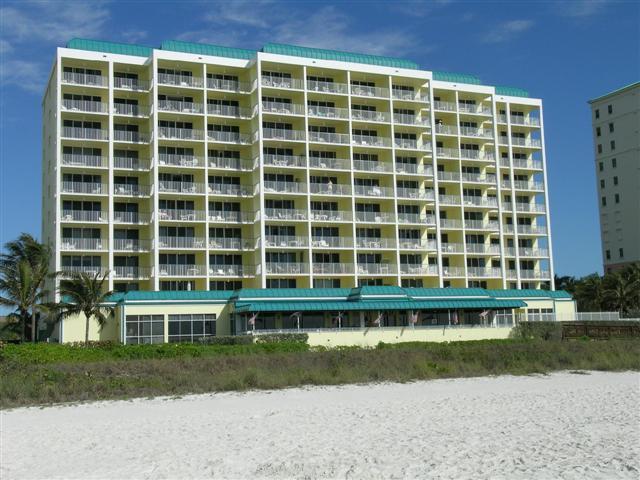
left=610, top=140, right=616, bottom=151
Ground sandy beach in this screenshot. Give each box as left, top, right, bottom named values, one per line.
left=1, top=371, right=639, bottom=479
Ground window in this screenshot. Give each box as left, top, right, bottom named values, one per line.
left=602, top=196, right=607, bottom=206
left=606, top=250, right=611, bottom=260
left=314, top=279, right=340, bottom=288
left=599, top=162, right=603, bottom=172
left=619, top=248, right=624, bottom=258
left=595, top=109, right=599, bottom=119
left=615, top=193, right=620, bottom=204
left=612, top=158, right=617, bottom=168
left=610, top=140, right=615, bottom=150
left=597, top=144, right=602, bottom=154
left=600, top=179, right=605, bottom=189
left=168, top=314, right=216, bottom=343
left=608, top=104, right=613, bottom=114
left=613, top=176, right=618, bottom=186
left=609, top=123, right=614, bottom=133
left=266, top=278, right=296, bottom=288
left=125, top=315, right=164, bottom=344
left=596, top=127, right=601, bottom=137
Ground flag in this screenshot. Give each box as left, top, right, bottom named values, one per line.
left=248, top=312, right=258, bottom=326
left=373, top=312, right=383, bottom=326
left=452, top=311, right=458, bottom=325
left=409, top=311, right=419, bottom=324
left=479, top=310, right=490, bottom=318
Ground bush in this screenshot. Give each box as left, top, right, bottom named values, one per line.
left=254, top=333, right=308, bottom=344
left=197, top=335, right=254, bottom=345
left=510, top=322, right=563, bottom=341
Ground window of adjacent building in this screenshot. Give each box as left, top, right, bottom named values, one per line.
left=597, top=144, right=602, bottom=154
left=609, top=122, right=614, bottom=133
left=602, top=196, right=607, bottom=206
left=615, top=193, right=620, bottom=204
left=608, top=104, right=613, bottom=114
left=595, top=109, right=600, bottom=119
left=619, top=248, right=624, bottom=258
left=612, top=158, right=617, bottom=168
left=613, top=176, right=618, bottom=186
left=596, top=127, right=601, bottom=137
left=610, top=140, right=616, bottom=150
left=606, top=250, right=611, bottom=260
left=600, top=179, right=605, bottom=189
left=599, top=162, right=603, bottom=171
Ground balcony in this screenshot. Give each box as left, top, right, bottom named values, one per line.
left=519, top=247, right=550, bottom=257
left=262, top=128, right=306, bottom=142
left=462, top=196, right=498, bottom=208
left=355, top=237, right=396, bottom=249
left=265, top=262, right=308, bottom=275
left=503, top=202, right=546, bottom=213
left=158, top=181, right=206, bottom=194
left=398, top=239, right=437, bottom=250
left=394, top=138, right=431, bottom=151
left=158, top=153, right=204, bottom=168
left=461, top=173, right=496, bottom=184
left=114, top=266, right=151, bottom=279
left=309, top=157, right=350, bottom=170
left=157, top=73, right=203, bottom=88
left=60, top=238, right=106, bottom=251
left=433, top=100, right=457, bottom=112
left=307, top=80, right=348, bottom=94
left=157, top=100, right=204, bottom=114
left=264, top=235, right=308, bottom=248
left=62, top=99, right=108, bottom=114
left=353, top=135, right=392, bottom=148
left=351, top=110, right=390, bottom=123
left=501, top=137, right=542, bottom=148
left=62, top=127, right=108, bottom=141
left=60, top=266, right=108, bottom=277
left=437, top=172, right=460, bottom=182
left=113, top=77, right=149, bottom=91
left=465, top=244, right=501, bottom=255
left=400, top=264, right=438, bottom=275
left=264, top=154, right=306, bottom=168
left=308, top=105, right=349, bottom=119
left=158, top=127, right=204, bottom=141
left=208, top=130, right=251, bottom=144
left=350, top=84, right=389, bottom=98
left=353, top=159, right=393, bottom=173
left=501, top=158, right=543, bottom=170
left=209, top=238, right=253, bottom=250
left=464, top=219, right=499, bottom=230
left=392, top=89, right=428, bottom=102
left=313, top=263, right=354, bottom=275
left=209, top=265, right=253, bottom=277
left=158, top=264, right=206, bottom=276
left=436, top=147, right=460, bottom=159
left=440, top=242, right=465, bottom=253
left=208, top=104, right=253, bottom=118
left=263, top=180, right=306, bottom=194
left=113, top=239, right=151, bottom=252
left=113, top=211, right=151, bottom=224
left=209, top=156, right=253, bottom=171
left=261, top=76, right=304, bottom=90
left=397, top=213, right=436, bottom=225
left=509, top=115, right=541, bottom=127
left=209, top=210, right=254, bottom=223
left=442, top=266, right=466, bottom=277
left=357, top=263, right=396, bottom=275
left=113, top=183, right=151, bottom=197
left=61, top=154, right=107, bottom=168
left=434, top=124, right=457, bottom=135
left=396, top=188, right=434, bottom=200
left=310, top=210, right=352, bottom=222
left=207, top=77, right=252, bottom=93
left=467, top=267, right=502, bottom=278
left=460, top=150, right=495, bottom=161
left=439, top=219, right=463, bottom=229
left=458, top=103, right=492, bottom=115
left=504, top=225, right=548, bottom=235
left=353, top=185, right=394, bottom=198
left=395, top=163, right=432, bottom=176
left=208, top=183, right=252, bottom=197
left=309, top=182, right=351, bottom=196
left=438, top=194, right=461, bottom=205
left=355, top=211, right=395, bottom=223
left=502, top=180, right=544, bottom=191
left=61, top=210, right=105, bottom=225
left=62, top=72, right=107, bottom=87
left=308, top=131, right=350, bottom=144
left=61, top=181, right=107, bottom=195
left=113, top=130, right=150, bottom=144
left=114, top=157, right=150, bottom=170
left=393, top=113, right=430, bottom=126
left=261, top=101, right=305, bottom=116
left=157, top=236, right=206, bottom=249
left=263, top=208, right=307, bottom=221
left=311, top=237, right=352, bottom=248
left=459, top=127, right=493, bottom=139
left=156, top=209, right=206, bottom=222
left=113, top=103, right=150, bottom=117
left=520, top=269, right=551, bottom=279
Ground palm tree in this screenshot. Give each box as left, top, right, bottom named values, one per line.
left=554, top=274, right=577, bottom=294
left=0, top=234, right=53, bottom=341
left=57, top=271, right=115, bottom=346
left=603, top=265, right=640, bottom=316
left=574, top=273, right=604, bottom=312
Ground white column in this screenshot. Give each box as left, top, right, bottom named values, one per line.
left=492, top=97, right=508, bottom=289
left=428, top=78, right=444, bottom=287
left=107, top=60, right=114, bottom=291
left=538, top=104, right=555, bottom=289
left=255, top=57, right=267, bottom=288
left=151, top=53, right=160, bottom=290
left=388, top=75, right=401, bottom=287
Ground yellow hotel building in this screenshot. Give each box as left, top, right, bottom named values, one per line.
left=42, top=39, right=555, bottom=297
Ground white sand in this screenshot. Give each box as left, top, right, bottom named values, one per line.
left=1, top=371, right=639, bottom=479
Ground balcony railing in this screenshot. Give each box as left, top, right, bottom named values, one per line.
left=442, top=266, right=466, bottom=277
left=113, top=103, right=149, bottom=117
left=351, top=110, right=390, bottom=123
left=501, top=137, right=542, bottom=148
left=207, top=78, right=251, bottom=92
left=460, top=150, right=495, bottom=161
left=433, top=100, right=457, bottom=111
left=313, top=263, right=354, bottom=275
left=465, top=244, right=501, bottom=255
left=61, top=154, right=106, bottom=168
left=467, top=267, right=502, bottom=277
left=503, top=225, right=548, bottom=235
left=461, top=173, right=496, bottom=184
left=397, top=213, right=436, bottom=225
left=263, top=180, right=306, bottom=194
left=463, top=196, right=498, bottom=208
left=438, top=194, right=461, bottom=205
left=156, top=209, right=206, bottom=222
left=209, top=210, right=254, bottom=223
left=464, top=219, right=499, bottom=230
left=396, top=188, right=434, bottom=200
left=62, top=127, right=108, bottom=140
left=510, top=115, right=541, bottom=127
left=157, top=236, right=206, bottom=249
left=437, top=172, right=460, bottom=182
left=355, top=237, right=396, bottom=249
left=158, top=181, right=206, bottom=194
left=209, top=238, right=252, bottom=250
left=309, top=157, right=351, bottom=170
left=208, top=183, right=252, bottom=196
left=262, top=128, right=306, bottom=141
left=308, top=105, right=349, bottom=119
left=354, top=211, right=395, bottom=223
left=209, top=156, right=253, bottom=171
left=113, top=211, right=151, bottom=224
left=264, top=154, right=306, bottom=168
left=261, top=101, right=305, bottom=115
left=62, top=99, right=108, bottom=113
left=60, top=238, right=106, bottom=251
left=208, top=104, right=253, bottom=118
left=459, top=127, right=494, bottom=138
left=502, top=180, right=544, bottom=191
left=434, top=124, right=457, bottom=135
left=310, top=210, right=352, bottom=222
left=353, top=135, right=392, bottom=147
left=157, top=100, right=204, bottom=114
left=309, top=182, right=351, bottom=195
left=263, top=208, right=307, bottom=221
left=440, top=219, right=463, bottom=229
left=114, top=157, right=150, bottom=170
left=350, top=84, right=389, bottom=98
left=400, top=264, right=438, bottom=275
left=157, top=73, right=203, bottom=88
left=61, top=181, right=106, bottom=195
left=60, top=266, right=108, bottom=276
left=393, top=113, right=430, bottom=126
left=353, top=159, right=393, bottom=172
left=158, top=264, right=206, bottom=276
left=519, top=247, right=549, bottom=257
left=208, top=130, right=251, bottom=144
left=307, top=80, right=348, bottom=94
left=114, top=266, right=151, bottom=279
left=308, top=131, right=350, bottom=144
left=62, top=72, right=107, bottom=87
left=503, top=202, right=546, bottom=213
left=458, top=103, right=492, bottom=115
left=353, top=185, right=394, bottom=197
left=261, top=76, right=305, bottom=90
left=113, top=239, right=151, bottom=252
left=356, top=263, right=396, bottom=275
left=395, top=163, right=432, bottom=175
left=311, top=237, right=352, bottom=248
left=265, top=262, right=308, bottom=274
left=113, top=77, right=149, bottom=91
left=501, top=158, right=543, bottom=170
left=113, top=130, right=150, bottom=143
left=158, top=127, right=204, bottom=141
left=392, top=89, right=429, bottom=102
left=440, top=242, right=465, bottom=253
left=158, top=154, right=204, bottom=168
left=264, top=235, right=308, bottom=248
left=113, top=183, right=150, bottom=197
left=520, top=269, right=551, bottom=279
left=209, top=265, right=253, bottom=277
left=398, top=239, right=437, bottom=250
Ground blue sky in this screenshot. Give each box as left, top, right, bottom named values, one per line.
left=0, top=0, right=638, bottom=278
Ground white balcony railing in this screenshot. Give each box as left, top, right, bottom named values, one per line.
left=438, top=194, right=461, bottom=205
left=400, top=264, right=438, bottom=275
left=311, top=237, right=353, bottom=248
left=114, top=267, right=151, bottom=279
left=440, top=219, right=463, bottom=229
left=113, top=103, right=149, bottom=117
left=398, top=239, right=437, bottom=250
left=459, top=127, right=494, bottom=138
left=158, top=181, right=205, bottom=194
left=208, top=130, right=251, bottom=144
left=62, top=72, right=107, bottom=87
left=355, top=237, right=396, bottom=249
left=208, top=183, right=252, bottom=197
left=440, top=243, right=465, bottom=253
left=355, top=211, right=395, bottom=223
left=467, top=267, right=502, bottom=277
left=158, top=154, right=204, bottom=168
left=61, top=154, right=106, bottom=168
left=396, top=188, right=434, bottom=200
left=209, top=265, right=253, bottom=277
left=392, top=89, right=429, bottom=102
left=308, top=131, right=350, bottom=144
left=353, top=135, right=392, bottom=147
left=264, top=154, right=306, bottom=168
left=114, top=157, right=149, bottom=170
left=437, top=172, right=460, bottom=182
left=309, top=182, right=351, bottom=195
left=62, top=127, right=108, bottom=140
left=460, top=150, right=495, bottom=161
left=158, top=264, right=206, bottom=276
left=356, top=263, right=397, bottom=275
left=60, top=266, right=108, bottom=276
left=464, top=219, right=499, bottom=230
left=310, top=210, right=352, bottom=222
left=520, top=269, right=551, bottom=279
left=62, top=99, right=108, bottom=113
left=397, top=213, right=436, bottom=225
left=262, top=128, right=306, bottom=141
left=519, top=247, right=550, bottom=257
left=434, top=124, right=458, bottom=135
left=350, top=84, right=389, bottom=98
left=208, top=104, right=252, bottom=118
left=309, top=157, right=351, bottom=170
left=157, top=100, right=204, bottom=114
left=265, top=262, right=308, bottom=274
left=351, top=110, right=390, bottom=123
left=113, top=77, right=149, bottom=91
left=433, top=100, right=457, bottom=111
left=157, top=73, right=203, bottom=88
left=395, top=163, right=432, bottom=175
left=207, top=77, right=251, bottom=93
left=353, top=159, right=393, bottom=172
left=158, top=127, right=204, bottom=141
left=113, top=211, right=151, bottom=224
left=263, top=180, right=306, bottom=194
left=156, top=209, right=206, bottom=222
left=461, top=173, right=496, bottom=184
left=353, top=185, right=394, bottom=197
left=458, top=103, right=492, bottom=115
left=308, top=105, right=349, bottom=119
left=264, top=235, right=308, bottom=248
left=313, top=263, right=354, bottom=275
left=209, top=156, right=253, bottom=171
left=209, top=238, right=252, bottom=250
left=442, top=266, right=466, bottom=277
left=157, top=236, right=206, bottom=249
left=263, top=208, right=307, bottom=221
left=113, top=130, right=150, bottom=143
left=61, top=181, right=106, bottom=195
left=463, top=196, right=498, bottom=208
left=209, top=210, right=254, bottom=223
left=393, top=113, right=430, bottom=126
left=261, top=76, right=305, bottom=90
left=113, top=183, right=150, bottom=197
left=60, top=238, right=105, bottom=251
left=465, top=244, right=501, bottom=255
left=113, top=239, right=151, bottom=252
left=307, top=80, right=349, bottom=94
left=436, top=147, right=460, bottom=159
left=502, top=158, right=544, bottom=170
left=261, top=101, right=305, bottom=115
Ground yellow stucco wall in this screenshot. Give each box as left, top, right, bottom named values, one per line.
left=307, top=327, right=513, bottom=348
left=61, top=311, right=120, bottom=343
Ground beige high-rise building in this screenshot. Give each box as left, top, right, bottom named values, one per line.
left=42, top=38, right=555, bottom=295
left=589, top=82, right=640, bottom=273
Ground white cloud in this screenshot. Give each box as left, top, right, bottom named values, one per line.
left=482, top=19, right=534, bottom=44
left=121, top=30, right=148, bottom=43
left=0, top=59, right=44, bottom=93
left=557, top=0, right=610, bottom=17
left=0, top=39, right=12, bottom=54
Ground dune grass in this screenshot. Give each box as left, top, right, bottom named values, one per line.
left=1, top=338, right=638, bottom=409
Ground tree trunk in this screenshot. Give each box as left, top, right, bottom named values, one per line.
left=31, top=310, right=37, bottom=343
left=22, top=313, right=27, bottom=343
left=85, top=311, right=90, bottom=347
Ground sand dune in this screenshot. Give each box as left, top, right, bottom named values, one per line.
left=2, top=371, right=639, bottom=479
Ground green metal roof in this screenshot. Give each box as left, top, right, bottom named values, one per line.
left=161, top=40, right=256, bottom=60
left=121, top=290, right=234, bottom=302
left=488, top=289, right=572, bottom=299
left=406, top=288, right=490, bottom=299
left=262, top=43, right=419, bottom=69
left=348, top=286, right=408, bottom=301
left=588, top=81, right=640, bottom=104
left=66, top=38, right=153, bottom=57
left=495, top=86, right=530, bottom=98
left=233, top=288, right=351, bottom=301
left=433, top=71, right=482, bottom=85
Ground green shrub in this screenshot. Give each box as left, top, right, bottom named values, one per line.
left=254, top=333, right=308, bottom=344
left=197, top=335, right=254, bottom=345
left=510, top=322, right=563, bottom=341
